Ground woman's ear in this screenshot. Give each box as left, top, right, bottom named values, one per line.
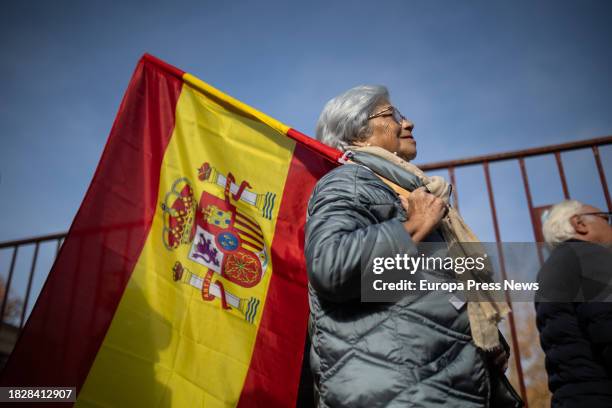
left=570, top=214, right=588, bottom=236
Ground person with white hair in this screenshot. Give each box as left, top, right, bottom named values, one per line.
left=542, top=199, right=612, bottom=246
left=536, top=199, right=612, bottom=407
left=304, top=85, right=520, bottom=407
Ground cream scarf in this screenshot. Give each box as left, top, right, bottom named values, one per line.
left=353, top=146, right=510, bottom=351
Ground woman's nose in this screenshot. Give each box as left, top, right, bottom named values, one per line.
left=402, top=118, right=414, bottom=131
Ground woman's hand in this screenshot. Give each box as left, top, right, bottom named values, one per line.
left=400, top=187, right=446, bottom=242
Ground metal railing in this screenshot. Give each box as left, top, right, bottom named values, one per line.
left=419, top=135, right=611, bottom=407
left=420, top=136, right=611, bottom=237
left=0, top=136, right=610, bottom=406
left=0, top=232, right=65, bottom=330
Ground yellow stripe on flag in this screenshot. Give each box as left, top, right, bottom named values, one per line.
left=182, top=73, right=291, bottom=136
left=77, top=81, right=297, bottom=407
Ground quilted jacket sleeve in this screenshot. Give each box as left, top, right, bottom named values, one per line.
left=304, top=165, right=417, bottom=303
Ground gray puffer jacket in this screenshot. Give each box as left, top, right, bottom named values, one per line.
left=305, top=152, right=491, bottom=407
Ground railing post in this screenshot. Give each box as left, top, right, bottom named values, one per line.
left=56, top=238, right=63, bottom=259
left=448, top=166, right=460, bottom=211
left=483, top=161, right=529, bottom=407
left=0, top=246, right=19, bottom=326
left=592, top=146, right=612, bottom=211
left=19, top=242, right=40, bottom=329
left=554, top=152, right=570, bottom=199
left=518, top=158, right=540, bottom=242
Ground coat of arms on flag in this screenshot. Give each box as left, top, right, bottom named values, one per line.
left=162, top=161, right=275, bottom=324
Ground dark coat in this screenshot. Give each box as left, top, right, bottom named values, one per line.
left=536, top=239, right=612, bottom=407
left=305, top=152, right=497, bottom=407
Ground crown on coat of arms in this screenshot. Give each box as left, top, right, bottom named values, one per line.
left=161, top=178, right=196, bottom=250
left=198, top=162, right=212, bottom=181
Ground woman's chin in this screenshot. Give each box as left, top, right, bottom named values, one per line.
left=398, top=149, right=417, bottom=161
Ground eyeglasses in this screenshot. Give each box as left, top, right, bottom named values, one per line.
left=580, top=212, right=612, bottom=225
left=367, top=106, right=406, bottom=125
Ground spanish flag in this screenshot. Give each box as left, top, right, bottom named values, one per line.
left=1, top=54, right=342, bottom=406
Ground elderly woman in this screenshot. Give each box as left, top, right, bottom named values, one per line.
left=305, top=85, right=519, bottom=407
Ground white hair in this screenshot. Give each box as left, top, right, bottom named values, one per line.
left=542, top=200, right=584, bottom=246
left=316, top=85, right=389, bottom=151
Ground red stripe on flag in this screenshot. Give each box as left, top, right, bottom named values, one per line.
left=286, top=128, right=343, bottom=164
left=237, top=143, right=338, bottom=407
left=143, top=53, right=185, bottom=79
left=0, top=55, right=184, bottom=394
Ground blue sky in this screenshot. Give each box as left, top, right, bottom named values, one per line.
left=0, top=1, right=611, bottom=311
